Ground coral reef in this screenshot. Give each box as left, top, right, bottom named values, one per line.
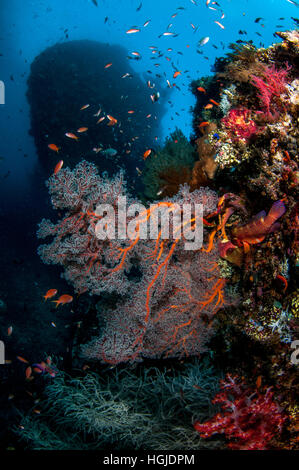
left=188, top=30, right=299, bottom=449
left=29, top=30, right=299, bottom=451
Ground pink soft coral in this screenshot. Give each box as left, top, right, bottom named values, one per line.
left=221, top=107, right=258, bottom=142
left=250, top=63, right=291, bottom=120
left=194, top=374, right=286, bottom=450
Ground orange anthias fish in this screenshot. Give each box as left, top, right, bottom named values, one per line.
left=197, top=87, right=206, bottom=93
left=52, top=294, right=73, bottom=307
left=198, top=121, right=210, bottom=128
left=126, top=28, right=140, bottom=34
left=232, top=200, right=286, bottom=248
left=17, top=356, right=29, bottom=364
left=97, top=116, right=106, bottom=124
left=210, top=99, right=220, bottom=106
left=107, top=115, right=117, bottom=126
left=256, top=375, right=262, bottom=389
left=104, top=62, right=112, bottom=68
left=25, top=366, right=32, bottom=380
left=65, top=132, right=79, bottom=140
left=215, top=21, right=225, bottom=29
left=54, top=160, right=64, bottom=175
left=80, top=104, right=90, bottom=110
left=48, top=144, right=60, bottom=153
left=77, top=127, right=88, bottom=133
left=173, top=71, right=182, bottom=78
left=143, top=149, right=152, bottom=160
left=204, top=103, right=213, bottom=109
left=43, top=289, right=58, bottom=301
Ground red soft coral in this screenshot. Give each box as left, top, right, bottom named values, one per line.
left=250, top=63, right=291, bottom=121
left=194, top=374, right=286, bottom=450
left=221, top=107, right=258, bottom=143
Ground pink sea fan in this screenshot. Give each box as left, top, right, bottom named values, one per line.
left=38, top=161, right=227, bottom=363
left=81, top=247, right=226, bottom=363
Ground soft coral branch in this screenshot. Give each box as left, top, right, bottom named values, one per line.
left=250, top=63, right=291, bottom=120
left=194, top=374, right=286, bottom=450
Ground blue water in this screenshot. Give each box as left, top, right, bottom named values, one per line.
left=0, top=0, right=297, bottom=205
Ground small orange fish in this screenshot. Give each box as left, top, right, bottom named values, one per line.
left=131, top=52, right=140, bottom=57
left=197, top=87, right=206, bottom=93
left=17, top=356, right=29, bottom=364
left=256, top=375, right=262, bottom=389
left=80, top=104, right=90, bottom=110
left=48, top=144, right=60, bottom=153
left=25, top=366, right=32, bottom=380
left=52, top=294, right=73, bottom=307
left=173, top=71, right=181, bottom=78
left=54, top=160, right=64, bottom=175
left=43, top=289, right=58, bottom=301
left=198, top=121, right=210, bottom=128
left=143, top=149, right=152, bottom=160
left=127, top=110, right=135, bottom=114
left=97, top=116, right=106, bottom=124
left=204, top=103, right=213, bottom=109
left=283, top=150, right=291, bottom=162
left=65, top=132, right=79, bottom=140
left=7, top=326, right=13, bottom=336
left=126, top=28, right=140, bottom=34
left=210, top=99, right=220, bottom=106
left=107, top=115, right=117, bottom=126
left=104, top=62, right=112, bottom=68
left=276, top=274, right=288, bottom=292
left=77, top=127, right=88, bottom=133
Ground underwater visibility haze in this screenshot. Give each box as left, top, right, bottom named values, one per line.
left=0, top=0, right=298, bottom=455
